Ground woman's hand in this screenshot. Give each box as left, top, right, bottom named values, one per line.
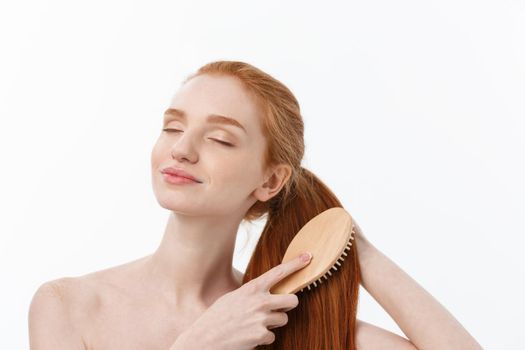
left=170, top=252, right=313, bottom=350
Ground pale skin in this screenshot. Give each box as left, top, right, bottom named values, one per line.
left=28, top=74, right=483, bottom=349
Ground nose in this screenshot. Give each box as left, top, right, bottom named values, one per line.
left=170, top=132, right=199, bottom=163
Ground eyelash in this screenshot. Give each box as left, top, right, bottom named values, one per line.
left=162, top=128, right=234, bottom=147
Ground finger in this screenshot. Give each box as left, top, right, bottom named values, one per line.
left=257, top=251, right=312, bottom=292
left=265, top=293, right=299, bottom=313
left=266, top=311, right=289, bottom=330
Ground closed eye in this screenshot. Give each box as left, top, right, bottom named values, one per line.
left=162, top=128, right=183, bottom=134
left=162, top=128, right=235, bottom=147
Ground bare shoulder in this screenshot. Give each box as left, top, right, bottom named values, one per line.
left=28, top=257, right=135, bottom=347
left=28, top=277, right=95, bottom=349
left=356, top=319, right=418, bottom=350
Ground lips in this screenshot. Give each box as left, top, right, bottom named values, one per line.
left=160, top=167, right=202, bottom=183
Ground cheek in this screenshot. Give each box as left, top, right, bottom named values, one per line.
left=228, top=157, right=263, bottom=189
left=150, top=149, right=162, bottom=171
left=209, top=153, right=261, bottom=185
left=150, top=139, right=171, bottom=169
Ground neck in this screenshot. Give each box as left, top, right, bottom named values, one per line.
left=142, top=211, right=243, bottom=311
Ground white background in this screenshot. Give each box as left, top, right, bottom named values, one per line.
left=1, top=1, right=523, bottom=348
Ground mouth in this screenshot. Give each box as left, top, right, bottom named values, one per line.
left=162, top=173, right=201, bottom=185
left=160, top=167, right=203, bottom=183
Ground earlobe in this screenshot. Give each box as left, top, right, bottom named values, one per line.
left=253, top=187, right=272, bottom=203
left=252, top=177, right=275, bottom=203
left=253, top=164, right=292, bottom=203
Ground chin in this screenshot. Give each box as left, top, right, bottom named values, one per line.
left=154, top=195, right=194, bottom=211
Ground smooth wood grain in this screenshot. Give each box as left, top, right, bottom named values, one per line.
left=270, top=207, right=355, bottom=294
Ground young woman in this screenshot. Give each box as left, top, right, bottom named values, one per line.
left=28, top=61, right=482, bottom=349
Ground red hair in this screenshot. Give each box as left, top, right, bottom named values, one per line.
left=184, top=60, right=361, bottom=349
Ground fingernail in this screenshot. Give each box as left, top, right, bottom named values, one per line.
left=300, top=252, right=312, bottom=262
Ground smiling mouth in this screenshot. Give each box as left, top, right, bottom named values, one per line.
left=160, top=168, right=202, bottom=183
left=162, top=173, right=202, bottom=184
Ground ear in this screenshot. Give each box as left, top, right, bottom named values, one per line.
left=253, top=163, right=292, bottom=202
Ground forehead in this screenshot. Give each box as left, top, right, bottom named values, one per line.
left=168, top=74, right=263, bottom=135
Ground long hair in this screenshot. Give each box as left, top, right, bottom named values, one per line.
left=183, top=60, right=361, bottom=349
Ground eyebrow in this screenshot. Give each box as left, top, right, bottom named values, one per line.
left=163, top=108, right=247, bottom=134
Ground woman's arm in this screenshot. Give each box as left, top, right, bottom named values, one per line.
left=353, top=221, right=483, bottom=350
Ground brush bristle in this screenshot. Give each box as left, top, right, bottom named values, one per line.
left=299, top=225, right=356, bottom=293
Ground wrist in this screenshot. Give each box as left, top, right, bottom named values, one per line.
left=355, top=234, right=378, bottom=267
left=169, top=330, right=195, bottom=350
left=171, top=325, right=219, bottom=350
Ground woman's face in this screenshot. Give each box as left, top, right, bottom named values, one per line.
left=151, top=74, right=275, bottom=217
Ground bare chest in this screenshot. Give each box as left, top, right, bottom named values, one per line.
left=81, top=287, right=200, bottom=350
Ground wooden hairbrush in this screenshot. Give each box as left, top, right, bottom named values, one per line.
left=269, top=207, right=356, bottom=294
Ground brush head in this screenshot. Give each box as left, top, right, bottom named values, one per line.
left=269, top=207, right=355, bottom=295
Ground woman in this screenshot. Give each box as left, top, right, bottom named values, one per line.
left=28, top=60, right=483, bottom=349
